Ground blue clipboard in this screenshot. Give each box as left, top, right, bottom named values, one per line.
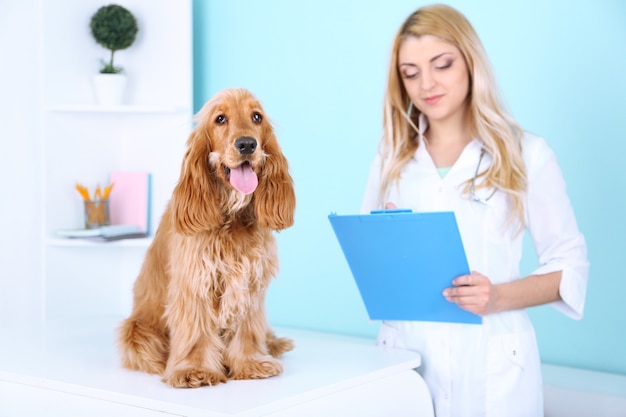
left=328, top=210, right=482, bottom=324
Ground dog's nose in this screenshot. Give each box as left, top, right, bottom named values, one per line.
left=234, top=136, right=257, bottom=155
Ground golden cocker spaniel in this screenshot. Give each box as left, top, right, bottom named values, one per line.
left=117, top=88, right=296, bottom=388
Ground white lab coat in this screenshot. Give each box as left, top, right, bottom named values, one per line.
left=360, top=131, right=589, bottom=417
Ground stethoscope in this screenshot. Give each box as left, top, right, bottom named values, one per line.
left=469, top=149, right=497, bottom=205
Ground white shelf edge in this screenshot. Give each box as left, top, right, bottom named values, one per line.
left=46, top=236, right=153, bottom=248
left=46, top=104, right=191, bottom=114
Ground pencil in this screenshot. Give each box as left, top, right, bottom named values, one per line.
left=75, top=183, right=90, bottom=200
left=103, top=183, right=114, bottom=199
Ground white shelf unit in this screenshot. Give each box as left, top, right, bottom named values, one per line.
left=39, top=0, right=192, bottom=322
left=47, top=105, right=185, bottom=113
left=46, top=236, right=154, bottom=248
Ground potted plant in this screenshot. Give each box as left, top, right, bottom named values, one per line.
left=90, top=4, right=139, bottom=105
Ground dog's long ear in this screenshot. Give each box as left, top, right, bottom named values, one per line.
left=171, top=126, right=223, bottom=234
left=254, top=124, right=296, bottom=231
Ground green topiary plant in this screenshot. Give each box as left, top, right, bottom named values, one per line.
left=90, top=4, right=139, bottom=74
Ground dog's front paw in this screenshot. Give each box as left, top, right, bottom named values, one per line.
left=163, top=367, right=227, bottom=388
left=229, top=356, right=283, bottom=380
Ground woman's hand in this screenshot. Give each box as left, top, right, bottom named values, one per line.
left=443, top=271, right=500, bottom=316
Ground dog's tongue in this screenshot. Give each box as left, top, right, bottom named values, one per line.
left=230, top=164, right=258, bottom=195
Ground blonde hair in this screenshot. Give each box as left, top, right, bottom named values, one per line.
left=379, top=4, right=527, bottom=229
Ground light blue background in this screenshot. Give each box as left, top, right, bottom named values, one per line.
left=192, top=0, right=626, bottom=374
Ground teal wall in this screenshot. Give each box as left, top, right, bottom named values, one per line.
left=192, top=0, right=626, bottom=375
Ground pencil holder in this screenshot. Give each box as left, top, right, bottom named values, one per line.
left=84, top=199, right=110, bottom=229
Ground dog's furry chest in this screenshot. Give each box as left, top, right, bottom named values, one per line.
left=168, top=227, right=278, bottom=328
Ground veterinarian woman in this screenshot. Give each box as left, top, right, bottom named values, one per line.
left=360, top=4, right=589, bottom=417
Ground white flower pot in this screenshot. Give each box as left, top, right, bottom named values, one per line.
left=92, top=73, right=127, bottom=105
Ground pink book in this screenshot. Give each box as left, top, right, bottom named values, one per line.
left=108, top=171, right=151, bottom=233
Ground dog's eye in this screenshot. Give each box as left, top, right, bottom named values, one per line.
left=216, top=115, right=227, bottom=124
left=252, top=112, right=263, bottom=124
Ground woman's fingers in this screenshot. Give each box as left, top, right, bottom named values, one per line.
left=443, top=271, right=494, bottom=315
